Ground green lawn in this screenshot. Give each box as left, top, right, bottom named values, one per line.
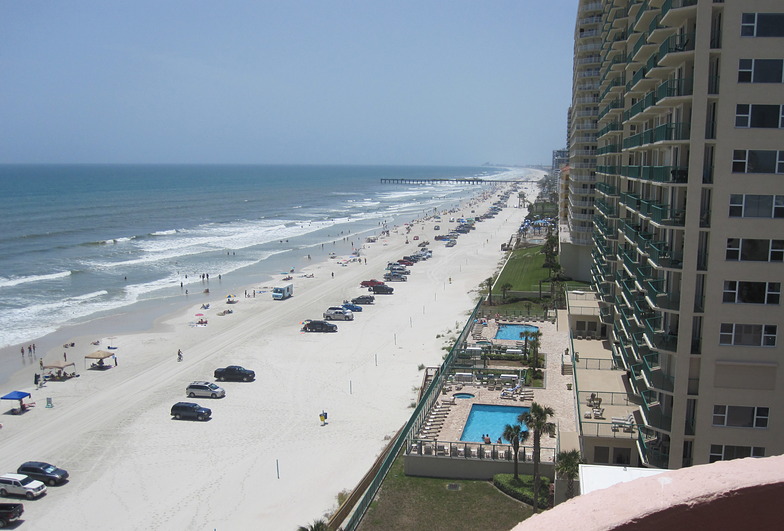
left=494, top=246, right=549, bottom=292
left=358, top=456, right=532, bottom=531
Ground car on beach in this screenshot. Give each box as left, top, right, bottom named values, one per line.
left=186, top=381, right=226, bottom=399
left=383, top=273, right=407, bottom=282
left=446, top=240, right=457, bottom=247
left=214, top=366, right=255, bottom=382
left=324, top=307, right=353, bottom=320
left=16, top=462, right=69, bottom=486
left=370, top=285, right=394, bottom=294
left=170, top=402, right=211, bottom=421
left=351, top=295, right=375, bottom=305
left=360, top=279, right=385, bottom=287
left=0, top=502, right=24, bottom=527
left=397, top=259, right=414, bottom=266
left=0, top=474, right=47, bottom=500
left=341, top=302, right=363, bottom=312
left=302, top=320, right=338, bottom=332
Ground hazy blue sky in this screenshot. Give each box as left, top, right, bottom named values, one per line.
left=0, top=1, right=576, bottom=166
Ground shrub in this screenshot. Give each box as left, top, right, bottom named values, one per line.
left=493, top=474, right=550, bottom=510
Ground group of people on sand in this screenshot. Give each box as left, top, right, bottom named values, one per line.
left=21, top=344, right=37, bottom=357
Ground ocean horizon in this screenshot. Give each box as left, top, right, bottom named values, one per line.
left=0, top=163, right=530, bottom=378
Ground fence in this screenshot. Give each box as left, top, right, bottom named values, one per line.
left=338, top=300, right=483, bottom=530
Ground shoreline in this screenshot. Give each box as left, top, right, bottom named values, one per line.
left=0, top=175, right=541, bottom=529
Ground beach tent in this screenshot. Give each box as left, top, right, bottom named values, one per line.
left=84, top=350, right=115, bottom=369
left=1, top=391, right=32, bottom=414
left=43, top=360, right=76, bottom=371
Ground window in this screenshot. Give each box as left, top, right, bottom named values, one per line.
left=741, top=13, right=784, bottom=37
left=726, top=239, right=784, bottom=262
left=728, top=194, right=784, bottom=217
left=719, top=323, right=777, bottom=346
left=732, top=150, right=784, bottom=173
left=709, top=445, right=765, bottom=463
left=713, top=405, right=769, bottom=428
left=723, top=281, right=781, bottom=304
left=735, top=104, right=784, bottom=128
left=738, top=59, right=784, bottom=83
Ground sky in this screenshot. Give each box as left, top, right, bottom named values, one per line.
left=0, top=1, right=576, bottom=166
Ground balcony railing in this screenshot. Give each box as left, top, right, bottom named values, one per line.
left=656, top=77, right=693, bottom=100
left=637, top=429, right=670, bottom=468
left=595, top=198, right=619, bottom=218
left=659, top=32, right=695, bottom=60
left=595, top=181, right=619, bottom=196
left=621, top=165, right=689, bottom=184
left=648, top=241, right=683, bottom=269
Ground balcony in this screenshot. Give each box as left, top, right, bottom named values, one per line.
left=624, top=90, right=657, bottom=122
left=640, top=390, right=673, bottom=432
left=596, top=165, right=618, bottom=175
left=648, top=241, right=683, bottom=269
left=643, top=318, right=678, bottom=354
left=595, top=198, right=619, bottom=218
left=637, top=429, right=670, bottom=468
left=640, top=198, right=686, bottom=226
left=655, top=77, right=693, bottom=101
left=596, top=143, right=619, bottom=155
left=620, top=191, right=641, bottom=210
left=660, top=0, right=698, bottom=27
left=594, top=217, right=617, bottom=240
left=598, top=98, right=623, bottom=121
left=659, top=33, right=695, bottom=66
left=644, top=278, right=681, bottom=311
left=596, top=181, right=619, bottom=196
left=621, top=165, right=689, bottom=184
left=652, top=121, right=690, bottom=143
left=597, top=121, right=621, bottom=138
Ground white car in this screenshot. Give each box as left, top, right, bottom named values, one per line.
left=323, top=307, right=354, bottom=321
left=0, top=474, right=47, bottom=499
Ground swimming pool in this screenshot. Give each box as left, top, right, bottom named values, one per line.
left=460, top=404, right=529, bottom=443
left=453, top=393, right=475, bottom=399
left=495, top=324, right=539, bottom=341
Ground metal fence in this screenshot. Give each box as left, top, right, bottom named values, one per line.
left=340, top=299, right=483, bottom=531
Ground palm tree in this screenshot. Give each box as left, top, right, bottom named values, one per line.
left=501, top=282, right=513, bottom=301
left=521, top=402, right=556, bottom=512
left=485, top=277, right=494, bottom=305
left=502, top=423, right=530, bottom=481
left=555, top=449, right=583, bottom=500
left=297, top=519, right=329, bottom=531
left=529, top=330, right=543, bottom=370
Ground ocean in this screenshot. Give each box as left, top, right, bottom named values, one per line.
left=0, top=164, right=525, bottom=362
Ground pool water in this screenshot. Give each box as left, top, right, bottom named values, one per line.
left=460, top=404, right=529, bottom=443
left=453, top=393, right=475, bottom=399
left=495, top=324, right=540, bottom=341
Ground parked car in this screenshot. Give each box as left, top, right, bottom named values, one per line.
left=0, top=503, right=23, bottom=527
left=170, top=402, right=211, bottom=421
left=0, top=474, right=46, bottom=500
left=324, top=307, right=353, bottom=320
left=214, top=366, right=255, bottom=382
left=360, top=279, right=385, bottom=287
left=301, top=320, right=338, bottom=332
left=351, top=295, right=375, bottom=305
left=16, top=462, right=69, bottom=486
left=341, top=302, right=363, bottom=312
left=397, top=259, right=414, bottom=266
left=434, top=225, right=440, bottom=230
left=186, top=381, right=225, bottom=399
left=387, top=266, right=410, bottom=275
left=370, top=285, right=394, bottom=294
left=446, top=240, right=457, bottom=247
left=383, top=273, right=407, bottom=282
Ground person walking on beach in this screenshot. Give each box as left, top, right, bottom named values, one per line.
left=21, top=347, right=24, bottom=358
left=63, top=352, right=67, bottom=362
left=177, top=349, right=183, bottom=362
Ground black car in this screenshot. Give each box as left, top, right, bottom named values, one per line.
left=16, top=462, right=69, bottom=486
left=351, top=295, right=375, bottom=305
left=170, top=402, right=211, bottom=421
left=301, top=320, right=338, bottom=332
left=370, top=285, right=394, bottom=294
left=214, top=365, right=255, bottom=382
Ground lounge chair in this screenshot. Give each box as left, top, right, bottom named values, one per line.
left=457, top=446, right=466, bottom=457
left=593, top=408, right=605, bottom=419
left=483, top=447, right=494, bottom=459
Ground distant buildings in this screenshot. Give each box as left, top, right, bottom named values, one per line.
left=567, top=0, right=784, bottom=469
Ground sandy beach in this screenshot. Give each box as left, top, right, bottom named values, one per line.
left=0, top=178, right=539, bottom=530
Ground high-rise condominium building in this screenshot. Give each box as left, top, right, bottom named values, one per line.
left=574, top=0, right=784, bottom=468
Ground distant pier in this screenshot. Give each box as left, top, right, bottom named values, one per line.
left=380, top=178, right=530, bottom=185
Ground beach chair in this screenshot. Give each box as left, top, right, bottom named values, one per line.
left=592, top=408, right=605, bottom=419
left=469, top=446, right=480, bottom=458
left=457, top=445, right=466, bottom=457
left=483, top=446, right=494, bottom=459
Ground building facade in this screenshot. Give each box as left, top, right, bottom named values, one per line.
left=577, top=0, right=784, bottom=468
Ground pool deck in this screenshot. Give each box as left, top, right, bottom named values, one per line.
left=413, top=311, right=578, bottom=463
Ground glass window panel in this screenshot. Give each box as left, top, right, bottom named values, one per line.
left=757, top=14, right=784, bottom=37
left=727, top=406, right=755, bottom=427
left=741, top=239, right=768, bottom=260
left=750, top=105, right=780, bottom=128
left=754, top=59, right=784, bottom=82
left=737, top=281, right=766, bottom=303
left=747, top=150, right=777, bottom=173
